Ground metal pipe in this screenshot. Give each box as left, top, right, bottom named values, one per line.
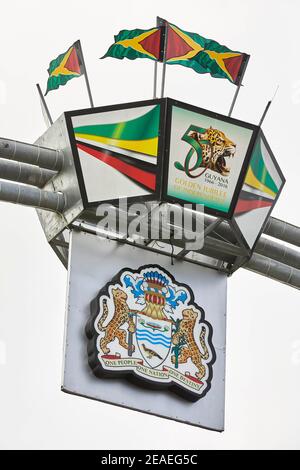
left=199, top=213, right=300, bottom=250
left=0, top=158, right=56, bottom=188
left=245, top=253, right=300, bottom=290
left=264, top=217, right=300, bottom=247
left=0, top=180, right=65, bottom=212
left=0, top=137, right=63, bottom=171
left=255, top=236, right=300, bottom=270
left=186, top=211, right=300, bottom=249
left=194, top=218, right=300, bottom=270
left=182, top=209, right=300, bottom=249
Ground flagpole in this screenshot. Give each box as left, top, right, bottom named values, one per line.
left=153, top=61, right=158, bottom=98
left=228, top=81, right=242, bottom=117
left=160, top=20, right=169, bottom=98
left=76, top=40, right=94, bottom=108
left=228, top=54, right=250, bottom=117
left=258, top=101, right=271, bottom=127
left=36, top=83, right=53, bottom=126
left=152, top=16, right=162, bottom=99
left=258, top=85, right=279, bottom=127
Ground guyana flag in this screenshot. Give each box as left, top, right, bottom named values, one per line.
left=102, top=27, right=163, bottom=62
left=102, top=20, right=249, bottom=85
left=45, top=41, right=84, bottom=95
left=164, top=21, right=249, bottom=85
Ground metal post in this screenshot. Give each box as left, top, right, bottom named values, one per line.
left=153, top=16, right=162, bottom=99
left=228, top=82, right=242, bottom=117
left=153, top=61, right=158, bottom=99
left=258, top=85, right=279, bottom=127
left=160, top=21, right=169, bottom=98
left=36, top=84, right=53, bottom=126
left=258, top=100, right=272, bottom=127
left=76, top=40, right=94, bottom=108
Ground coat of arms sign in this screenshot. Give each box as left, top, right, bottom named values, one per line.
left=86, top=265, right=215, bottom=401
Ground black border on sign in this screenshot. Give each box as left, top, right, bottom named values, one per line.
left=232, top=128, right=286, bottom=252
left=85, top=264, right=216, bottom=402
left=161, top=97, right=260, bottom=219
left=65, top=98, right=166, bottom=209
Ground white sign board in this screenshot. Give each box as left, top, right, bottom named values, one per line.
left=63, top=231, right=227, bottom=431
left=66, top=102, right=162, bottom=204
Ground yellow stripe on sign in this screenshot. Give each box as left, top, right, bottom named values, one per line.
left=75, top=133, right=158, bottom=157
left=245, top=166, right=276, bottom=199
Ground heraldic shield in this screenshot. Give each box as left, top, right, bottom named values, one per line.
left=136, top=315, right=172, bottom=368
left=136, top=270, right=172, bottom=368
left=85, top=265, right=216, bottom=401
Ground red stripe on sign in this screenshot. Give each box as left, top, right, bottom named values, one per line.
left=76, top=142, right=156, bottom=191
left=235, top=198, right=272, bottom=214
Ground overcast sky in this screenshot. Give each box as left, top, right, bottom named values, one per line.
left=0, top=0, right=299, bottom=449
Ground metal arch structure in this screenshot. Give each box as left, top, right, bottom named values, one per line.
left=0, top=100, right=299, bottom=290
left=70, top=209, right=300, bottom=289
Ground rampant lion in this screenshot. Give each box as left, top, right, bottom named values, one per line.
left=189, top=126, right=236, bottom=176
left=171, top=308, right=210, bottom=380
left=96, top=287, right=136, bottom=354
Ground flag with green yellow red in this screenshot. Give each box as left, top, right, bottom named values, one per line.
left=102, top=21, right=249, bottom=85
left=45, top=40, right=84, bottom=95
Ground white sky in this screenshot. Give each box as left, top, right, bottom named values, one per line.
left=0, top=0, right=299, bottom=449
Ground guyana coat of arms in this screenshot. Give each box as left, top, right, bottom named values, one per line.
left=86, top=265, right=215, bottom=400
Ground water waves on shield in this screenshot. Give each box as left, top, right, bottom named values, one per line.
left=136, top=314, right=172, bottom=368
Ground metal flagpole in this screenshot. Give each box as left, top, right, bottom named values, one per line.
left=160, top=19, right=169, bottom=98
left=258, top=85, right=279, bottom=127
left=152, top=16, right=162, bottom=99
left=258, top=101, right=271, bottom=127
left=228, top=54, right=250, bottom=117
left=153, top=61, right=158, bottom=98
left=76, top=40, right=94, bottom=108
left=228, top=81, right=243, bottom=117
left=36, top=84, right=53, bottom=126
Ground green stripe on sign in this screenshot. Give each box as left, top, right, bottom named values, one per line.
left=250, top=140, right=278, bottom=194
left=74, top=105, right=160, bottom=141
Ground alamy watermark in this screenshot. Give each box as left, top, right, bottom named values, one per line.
left=95, top=199, right=205, bottom=251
